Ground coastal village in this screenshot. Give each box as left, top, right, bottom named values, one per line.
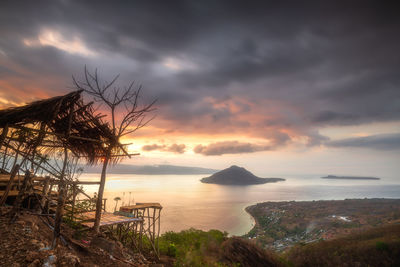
left=245, top=199, right=400, bottom=251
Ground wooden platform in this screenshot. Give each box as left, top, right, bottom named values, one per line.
left=120, top=203, right=162, bottom=213
left=79, top=211, right=143, bottom=228
left=119, top=202, right=162, bottom=256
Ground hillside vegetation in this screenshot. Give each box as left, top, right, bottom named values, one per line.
left=158, top=229, right=284, bottom=267
left=158, top=224, right=400, bottom=267
left=286, top=223, right=400, bottom=267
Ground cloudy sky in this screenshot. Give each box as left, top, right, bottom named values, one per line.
left=0, top=0, right=399, bottom=176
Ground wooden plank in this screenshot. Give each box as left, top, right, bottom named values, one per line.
left=79, top=211, right=143, bottom=227
left=0, top=190, right=20, bottom=197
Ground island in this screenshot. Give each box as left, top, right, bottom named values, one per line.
left=322, top=175, right=380, bottom=180
left=200, top=165, right=285, bottom=185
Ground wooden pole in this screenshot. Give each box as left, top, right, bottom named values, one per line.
left=40, top=176, right=50, bottom=213
left=51, top=147, right=68, bottom=249
left=9, top=170, right=32, bottom=222
left=71, top=184, right=77, bottom=220
left=0, top=164, right=20, bottom=206
left=139, top=218, right=143, bottom=251
left=0, top=125, right=9, bottom=150
left=152, top=208, right=156, bottom=243
left=52, top=102, right=74, bottom=248
left=157, top=208, right=161, bottom=255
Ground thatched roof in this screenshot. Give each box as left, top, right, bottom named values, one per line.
left=0, top=91, right=81, bottom=127
left=0, top=90, right=123, bottom=164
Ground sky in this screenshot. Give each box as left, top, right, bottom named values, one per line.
left=0, top=0, right=399, bottom=177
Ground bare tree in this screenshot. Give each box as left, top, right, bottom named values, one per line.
left=73, top=67, right=156, bottom=233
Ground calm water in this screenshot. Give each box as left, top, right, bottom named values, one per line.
left=79, top=173, right=400, bottom=236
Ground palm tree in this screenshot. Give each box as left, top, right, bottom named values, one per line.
left=114, top=197, right=121, bottom=212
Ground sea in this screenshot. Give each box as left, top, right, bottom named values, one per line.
left=78, top=173, right=400, bottom=236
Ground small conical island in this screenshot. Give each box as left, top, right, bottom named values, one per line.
left=201, top=165, right=285, bottom=185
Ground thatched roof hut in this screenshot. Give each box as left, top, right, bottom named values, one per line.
left=0, top=90, right=125, bottom=165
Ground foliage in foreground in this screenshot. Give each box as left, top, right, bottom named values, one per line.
left=158, top=228, right=228, bottom=266
left=156, top=224, right=400, bottom=267
left=157, top=228, right=284, bottom=267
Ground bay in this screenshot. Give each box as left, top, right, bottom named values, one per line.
left=79, top=173, right=400, bottom=236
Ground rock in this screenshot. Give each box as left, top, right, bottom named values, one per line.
left=25, top=220, right=39, bottom=232
left=58, top=253, right=80, bottom=267
left=27, top=259, right=41, bottom=267
left=36, top=242, right=46, bottom=250
left=43, top=254, right=57, bottom=267
left=26, top=251, right=40, bottom=262
left=116, top=241, right=124, bottom=248
left=91, top=237, right=115, bottom=254
left=15, top=220, right=25, bottom=226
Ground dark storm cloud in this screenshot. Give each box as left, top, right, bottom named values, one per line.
left=1, top=0, right=400, bottom=146
left=312, top=111, right=358, bottom=124
left=326, top=133, right=400, bottom=150
left=194, top=141, right=272, bottom=156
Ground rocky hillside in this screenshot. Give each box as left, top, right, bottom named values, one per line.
left=0, top=207, right=151, bottom=267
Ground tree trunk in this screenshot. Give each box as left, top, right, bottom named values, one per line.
left=93, top=154, right=110, bottom=233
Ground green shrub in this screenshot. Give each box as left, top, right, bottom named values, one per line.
left=158, top=228, right=228, bottom=266
left=375, top=241, right=388, bottom=251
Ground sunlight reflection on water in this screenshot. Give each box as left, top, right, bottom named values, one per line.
left=79, top=173, right=400, bottom=236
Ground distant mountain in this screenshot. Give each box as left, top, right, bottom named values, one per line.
left=322, top=175, right=380, bottom=180
left=83, top=164, right=218, bottom=175
left=200, top=165, right=285, bottom=185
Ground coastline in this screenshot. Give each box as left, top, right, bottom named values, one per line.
left=243, top=204, right=259, bottom=236
left=241, top=198, right=400, bottom=250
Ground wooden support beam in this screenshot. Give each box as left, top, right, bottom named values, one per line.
left=1, top=142, right=61, bottom=178
left=9, top=170, right=32, bottom=222
left=78, top=153, right=140, bottom=158
left=71, top=184, right=77, bottom=220
left=10, top=125, right=108, bottom=144
left=40, top=176, right=50, bottom=213
left=0, top=164, right=20, bottom=206
left=0, top=125, right=9, bottom=149
left=52, top=146, right=68, bottom=249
